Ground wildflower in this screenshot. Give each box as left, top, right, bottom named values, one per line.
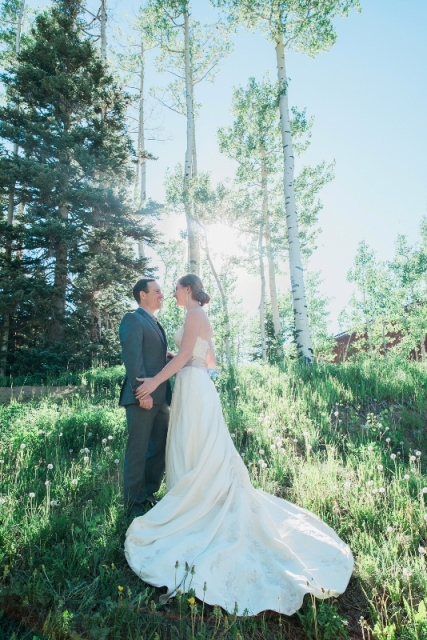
left=270, top=444, right=276, bottom=450
left=410, top=455, right=416, bottom=462
left=386, top=526, right=394, bottom=533
left=88, top=432, right=92, bottom=437
left=231, top=434, right=236, bottom=439
left=368, top=445, right=373, bottom=451
left=80, top=449, right=85, bottom=454
left=390, top=454, right=396, bottom=460
left=59, top=433, right=63, bottom=437
left=20, top=443, right=26, bottom=450
left=50, top=500, right=59, bottom=507
left=418, top=546, right=426, bottom=555
left=400, top=441, right=404, bottom=445
left=334, top=411, right=339, bottom=417
left=29, top=492, right=35, bottom=498
left=188, top=597, right=196, bottom=605
left=102, top=438, right=107, bottom=444
left=385, top=437, right=391, bottom=443
left=45, top=480, right=50, bottom=486
left=114, top=459, right=119, bottom=464
left=372, top=488, right=378, bottom=494
left=344, top=481, right=351, bottom=488
left=402, top=567, right=412, bottom=578
left=0, top=497, right=6, bottom=505
left=47, top=464, right=53, bottom=470
left=108, top=435, right=113, bottom=440
left=0, top=460, right=4, bottom=464
left=83, top=422, right=88, bottom=427
left=422, top=487, right=427, bottom=494
left=293, top=438, right=298, bottom=443
left=259, top=449, right=264, bottom=455
left=84, top=448, right=89, bottom=454
left=367, top=480, right=374, bottom=486
left=117, top=585, right=124, bottom=592
left=83, top=456, right=90, bottom=463
left=377, top=464, right=383, bottom=471
left=105, top=446, right=110, bottom=451
left=247, top=428, right=253, bottom=434
left=69, top=449, right=73, bottom=453
left=379, top=487, right=385, bottom=494
left=279, top=447, right=285, bottom=454
left=415, top=451, right=422, bottom=457
left=303, top=431, right=309, bottom=437
left=71, top=479, right=78, bottom=486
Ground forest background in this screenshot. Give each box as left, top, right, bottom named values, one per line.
left=1, top=3, right=427, bottom=639
left=0, top=0, right=426, bottom=374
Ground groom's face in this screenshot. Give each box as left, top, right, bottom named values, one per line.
left=140, top=280, right=164, bottom=312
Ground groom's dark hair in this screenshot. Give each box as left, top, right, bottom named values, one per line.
left=133, top=278, right=155, bottom=303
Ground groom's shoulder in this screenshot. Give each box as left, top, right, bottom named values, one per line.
left=119, top=309, right=143, bottom=329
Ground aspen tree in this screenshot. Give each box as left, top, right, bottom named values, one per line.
left=214, top=0, right=360, bottom=361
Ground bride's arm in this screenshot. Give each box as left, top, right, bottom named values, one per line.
left=206, top=337, right=216, bottom=368
left=135, top=310, right=203, bottom=398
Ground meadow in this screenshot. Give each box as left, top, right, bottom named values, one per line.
left=0, top=357, right=426, bottom=640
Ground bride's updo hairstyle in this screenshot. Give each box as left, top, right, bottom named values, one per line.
left=178, top=274, right=210, bottom=306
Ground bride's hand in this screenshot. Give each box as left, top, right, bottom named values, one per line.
left=135, top=377, right=159, bottom=399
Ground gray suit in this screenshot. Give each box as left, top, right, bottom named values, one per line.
left=119, top=307, right=172, bottom=516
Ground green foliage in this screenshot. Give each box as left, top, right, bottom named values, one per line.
left=340, top=219, right=427, bottom=362
left=0, top=358, right=426, bottom=639
left=0, top=0, right=155, bottom=376
left=213, top=0, right=361, bottom=55
left=297, top=597, right=349, bottom=639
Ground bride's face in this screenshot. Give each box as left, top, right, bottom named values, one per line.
left=173, top=282, right=189, bottom=307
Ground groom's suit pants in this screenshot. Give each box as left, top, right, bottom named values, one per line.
left=124, top=402, right=169, bottom=515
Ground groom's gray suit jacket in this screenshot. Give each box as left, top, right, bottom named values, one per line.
left=119, top=307, right=172, bottom=406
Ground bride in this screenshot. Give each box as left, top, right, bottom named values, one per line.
left=125, top=273, right=354, bottom=616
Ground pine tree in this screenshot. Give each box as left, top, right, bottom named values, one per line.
left=0, top=0, right=152, bottom=375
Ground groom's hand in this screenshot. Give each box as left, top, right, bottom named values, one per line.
left=139, top=394, right=153, bottom=410
left=167, top=351, right=175, bottom=360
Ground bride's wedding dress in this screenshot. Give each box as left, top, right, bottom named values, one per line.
left=125, top=328, right=354, bottom=615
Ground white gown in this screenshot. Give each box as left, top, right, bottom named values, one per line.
left=125, top=328, right=354, bottom=616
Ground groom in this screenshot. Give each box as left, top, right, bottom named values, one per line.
left=119, top=278, right=172, bottom=518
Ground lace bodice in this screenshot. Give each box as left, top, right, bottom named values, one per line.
left=174, top=326, right=209, bottom=368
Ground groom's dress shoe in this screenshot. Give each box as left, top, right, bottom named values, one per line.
left=145, top=495, right=159, bottom=507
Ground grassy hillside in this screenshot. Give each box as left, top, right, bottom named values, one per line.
left=0, top=358, right=426, bottom=639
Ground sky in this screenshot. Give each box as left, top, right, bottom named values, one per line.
left=27, top=0, right=427, bottom=332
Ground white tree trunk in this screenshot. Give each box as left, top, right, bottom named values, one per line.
left=100, top=0, right=107, bottom=62
left=1, top=0, right=26, bottom=377
left=259, top=225, right=267, bottom=362
left=183, top=6, right=199, bottom=274
left=137, top=39, right=146, bottom=259
left=261, top=154, right=282, bottom=358
left=275, top=34, right=313, bottom=362
left=420, top=334, right=426, bottom=363
left=204, top=237, right=231, bottom=364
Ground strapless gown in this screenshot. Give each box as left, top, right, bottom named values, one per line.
left=124, top=327, right=354, bottom=615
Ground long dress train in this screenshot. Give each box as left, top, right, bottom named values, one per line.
left=124, top=328, right=354, bottom=616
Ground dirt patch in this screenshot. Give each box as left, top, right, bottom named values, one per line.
left=0, top=385, right=83, bottom=403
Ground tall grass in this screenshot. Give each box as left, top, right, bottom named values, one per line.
left=0, top=356, right=426, bottom=639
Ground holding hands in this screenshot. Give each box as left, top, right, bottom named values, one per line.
left=135, top=377, right=158, bottom=401
left=135, top=354, right=174, bottom=408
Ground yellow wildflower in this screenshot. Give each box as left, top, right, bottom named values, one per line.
left=188, top=597, right=196, bottom=605
left=117, top=585, right=124, bottom=592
